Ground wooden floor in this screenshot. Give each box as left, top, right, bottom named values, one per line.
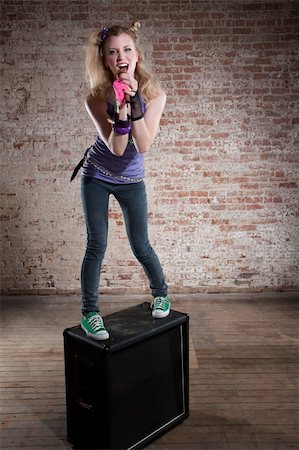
left=1, top=292, right=299, bottom=450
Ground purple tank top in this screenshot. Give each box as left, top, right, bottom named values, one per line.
left=82, top=100, right=146, bottom=184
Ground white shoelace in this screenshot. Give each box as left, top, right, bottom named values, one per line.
left=88, top=315, right=104, bottom=331
left=154, top=297, right=167, bottom=309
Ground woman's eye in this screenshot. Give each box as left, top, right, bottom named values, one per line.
left=125, top=47, right=132, bottom=52
left=108, top=50, right=116, bottom=55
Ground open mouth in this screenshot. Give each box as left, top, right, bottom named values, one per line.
left=118, top=63, right=128, bottom=73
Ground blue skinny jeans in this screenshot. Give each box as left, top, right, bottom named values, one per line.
left=80, top=176, right=168, bottom=314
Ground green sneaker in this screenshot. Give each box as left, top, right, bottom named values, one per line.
left=151, top=296, right=171, bottom=318
left=81, top=312, right=109, bottom=340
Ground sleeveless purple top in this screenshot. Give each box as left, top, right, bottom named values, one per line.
left=82, top=99, right=146, bottom=184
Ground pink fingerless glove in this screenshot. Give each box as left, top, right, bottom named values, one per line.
left=113, top=79, right=128, bottom=106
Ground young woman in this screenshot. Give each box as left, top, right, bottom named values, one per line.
left=73, top=22, right=170, bottom=340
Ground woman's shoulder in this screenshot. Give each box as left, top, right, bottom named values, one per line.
left=158, top=88, right=167, bottom=98
left=158, top=89, right=167, bottom=104
left=146, top=89, right=166, bottom=109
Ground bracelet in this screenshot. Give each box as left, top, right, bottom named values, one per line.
left=131, top=92, right=144, bottom=121
left=113, top=125, right=131, bottom=135
left=113, top=117, right=131, bottom=135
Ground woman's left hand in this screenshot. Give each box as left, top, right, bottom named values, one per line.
left=118, top=71, right=138, bottom=97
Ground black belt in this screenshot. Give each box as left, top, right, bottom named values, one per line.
left=70, top=148, right=89, bottom=182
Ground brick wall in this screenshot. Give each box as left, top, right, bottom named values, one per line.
left=1, top=0, right=298, bottom=294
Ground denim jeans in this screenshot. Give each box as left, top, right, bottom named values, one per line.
left=80, top=176, right=168, bottom=314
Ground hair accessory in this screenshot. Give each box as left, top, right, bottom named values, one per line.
left=130, top=21, right=141, bottom=34
left=98, top=27, right=109, bottom=44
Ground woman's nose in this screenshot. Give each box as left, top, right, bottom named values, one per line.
left=117, top=50, right=124, bottom=60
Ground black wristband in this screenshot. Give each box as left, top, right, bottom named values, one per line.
left=113, top=117, right=131, bottom=135
left=114, top=117, right=130, bottom=128
left=130, top=92, right=144, bottom=121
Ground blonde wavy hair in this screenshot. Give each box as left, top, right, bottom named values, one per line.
left=85, top=21, right=161, bottom=102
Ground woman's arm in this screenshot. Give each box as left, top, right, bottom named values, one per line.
left=131, top=91, right=166, bottom=153
left=85, top=94, right=130, bottom=156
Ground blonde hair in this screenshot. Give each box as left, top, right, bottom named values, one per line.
left=84, top=21, right=161, bottom=101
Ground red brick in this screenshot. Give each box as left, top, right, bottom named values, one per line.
left=279, top=182, right=297, bottom=188
left=1, top=0, right=298, bottom=295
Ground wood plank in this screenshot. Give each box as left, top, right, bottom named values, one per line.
left=1, top=293, right=299, bottom=450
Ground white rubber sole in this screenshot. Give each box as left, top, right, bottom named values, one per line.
left=81, top=323, right=109, bottom=340
left=152, top=309, right=171, bottom=319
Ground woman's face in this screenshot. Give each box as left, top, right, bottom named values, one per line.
left=103, top=33, right=139, bottom=78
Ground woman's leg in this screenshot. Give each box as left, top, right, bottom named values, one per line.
left=114, top=181, right=168, bottom=298
left=80, top=177, right=110, bottom=314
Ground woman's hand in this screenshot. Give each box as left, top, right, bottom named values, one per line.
left=117, top=70, right=138, bottom=97
left=113, top=69, right=138, bottom=112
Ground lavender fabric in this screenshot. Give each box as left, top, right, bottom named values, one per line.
left=82, top=99, right=146, bottom=184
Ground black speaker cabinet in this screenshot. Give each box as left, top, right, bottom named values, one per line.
left=63, top=302, right=189, bottom=449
